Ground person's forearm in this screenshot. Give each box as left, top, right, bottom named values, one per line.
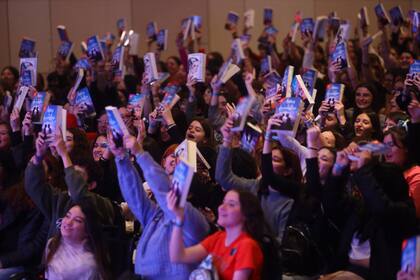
left=61, top=153, right=72, bottom=169
left=169, top=224, right=187, bottom=263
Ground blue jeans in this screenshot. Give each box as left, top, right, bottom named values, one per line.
left=0, top=266, right=24, bottom=280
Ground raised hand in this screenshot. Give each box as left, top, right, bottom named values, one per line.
left=22, top=112, right=33, bottom=136
left=107, top=130, right=125, bottom=158
left=50, top=130, right=68, bottom=159
left=408, top=92, right=420, bottom=123
left=10, top=108, right=21, bottom=132
left=306, top=125, right=321, bottom=148
left=220, top=116, right=234, bottom=144
left=123, top=133, right=143, bottom=156
left=166, top=189, right=185, bottom=221
left=35, top=132, right=48, bottom=158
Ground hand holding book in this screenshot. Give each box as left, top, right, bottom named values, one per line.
left=22, top=112, right=33, bottom=136
left=10, top=108, right=21, bottom=132
left=167, top=188, right=185, bottom=220
left=220, top=116, right=234, bottom=146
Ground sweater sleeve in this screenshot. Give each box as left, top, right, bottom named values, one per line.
left=115, top=156, right=157, bottom=226
left=207, top=105, right=226, bottom=130
left=215, top=146, right=259, bottom=194
left=277, top=135, right=308, bottom=174
left=135, top=152, right=209, bottom=240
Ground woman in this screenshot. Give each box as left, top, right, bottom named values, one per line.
left=166, top=56, right=186, bottom=85
left=383, top=127, right=420, bottom=217
left=45, top=202, right=109, bottom=280
left=168, top=189, right=264, bottom=280
left=0, top=66, right=19, bottom=93
left=353, top=111, right=383, bottom=141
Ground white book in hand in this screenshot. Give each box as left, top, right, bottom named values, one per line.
left=282, top=65, right=294, bottom=98
left=128, top=32, right=140, bottom=56
left=292, top=75, right=314, bottom=104
left=218, top=59, right=240, bottom=84
left=175, top=139, right=198, bottom=172
left=171, top=159, right=194, bottom=208
left=42, top=105, right=67, bottom=141
left=231, top=95, right=257, bottom=132
left=14, top=86, right=30, bottom=112
left=143, top=52, right=159, bottom=84
left=244, top=9, right=255, bottom=29
left=106, top=106, right=129, bottom=148
left=188, top=53, right=206, bottom=83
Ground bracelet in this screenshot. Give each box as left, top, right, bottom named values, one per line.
left=171, top=219, right=184, bottom=227
left=307, top=147, right=319, bottom=151
left=167, top=123, right=176, bottom=130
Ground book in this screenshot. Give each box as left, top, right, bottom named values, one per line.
left=374, top=3, right=391, bottom=26
left=57, top=25, right=70, bottom=42
left=324, top=83, right=345, bottom=104
left=181, top=17, right=192, bottom=41
left=331, top=42, right=349, bottom=70
left=301, top=69, right=317, bottom=98
left=75, top=87, right=96, bottom=117
left=231, top=38, right=245, bottom=64
left=41, top=105, right=67, bottom=141
left=389, top=6, right=405, bottom=26
left=154, top=72, right=170, bottom=85
left=289, top=21, right=300, bottom=42
left=300, top=18, right=314, bottom=35
left=143, top=52, right=159, bottom=84
left=264, top=71, right=282, bottom=108
left=358, top=6, right=370, bottom=28
left=106, top=106, right=129, bottom=147
left=19, top=57, right=37, bottom=87
left=111, top=45, right=125, bottom=75
left=264, top=26, right=279, bottom=36
left=128, top=93, right=146, bottom=117
left=19, top=38, right=36, bottom=58
left=58, top=41, right=74, bottom=61
left=117, top=18, right=126, bottom=32
left=191, top=15, right=202, bottom=40
left=217, top=59, right=240, bottom=84
left=291, top=75, right=314, bottom=104
left=329, top=16, right=341, bottom=35
left=175, top=139, right=197, bottom=171
left=240, top=34, right=251, bottom=45
left=241, top=122, right=262, bottom=154
left=157, top=29, right=168, bottom=51
left=260, top=56, right=272, bottom=77
left=272, top=97, right=304, bottom=138
left=313, top=16, right=328, bottom=41
left=86, top=35, right=104, bottom=61
left=281, top=65, right=294, bottom=98
left=231, top=95, right=257, bottom=132
left=188, top=53, right=206, bottom=83
left=263, top=8, right=273, bottom=25
left=401, top=236, right=420, bottom=273
left=412, top=12, right=420, bottom=42
left=244, top=9, right=255, bottom=29
left=171, top=158, right=194, bottom=207
left=225, top=11, right=240, bottom=30
left=335, top=23, right=351, bottom=44
left=128, top=32, right=140, bottom=56
left=359, top=142, right=390, bottom=155
left=80, top=41, right=88, bottom=53
left=30, top=91, right=51, bottom=124
left=14, top=86, right=29, bottom=112
left=67, top=68, right=84, bottom=104
left=146, top=21, right=158, bottom=40
left=409, top=60, right=420, bottom=75
left=155, top=85, right=181, bottom=118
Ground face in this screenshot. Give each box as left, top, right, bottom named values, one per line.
left=354, top=113, right=372, bottom=137
left=97, top=114, right=108, bottom=134
left=383, top=118, right=397, bottom=133
left=318, top=148, right=335, bottom=179
left=217, top=191, right=244, bottom=228
left=0, top=124, right=11, bottom=150
left=383, top=73, right=394, bottom=92
left=383, top=134, right=407, bottom=167
left=324, top=113, right=338, bottom=130
left=166, top=58, right=180, bottom=75
left=65, top=131, right=74, bottom=152
left=186, top=120, right=206, bottom=143
left=60, top=206, right=87, bottom=244
left=0, top=68, right=17, bottom=87
left=355, top=87, right=373, bottom=110
left=272, top=148, right=288, bottom=176
left=92, top=136, right=108, bottom=162
left=320, top=131, right=336, bottom=148
left=400, top=52, right=413, bottom=69
left=163, top=153, right=177, bottom=175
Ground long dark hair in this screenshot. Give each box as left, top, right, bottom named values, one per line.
left=45, top=200, right=111, bottom=279
left=383, top=126, right=414, bottom=170
left=353, top=111, right=383, bottom=141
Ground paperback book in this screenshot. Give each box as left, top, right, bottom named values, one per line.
left=225, top=11, right=239, bottom=30
left=30, top=91, right=51, bottom=124
left=331, top=42, right=349, bottom=70
left=155, top=85, right=181, bottom=118
left=231, top=95, right=257, bottom=132
left=157, top=29, right=168, bottom=51
left=260, top=56, right=272, bottom=77
left=128, top=32, right=140, bottom=56
left=171, top=159, right=194, bottom=208
left=263, top=8, right=273, bottom=25
left=128, top=93, right=146, bottom=118
left=175, top=139, right=211, bottom=173
left=19, top=57, right=37, bottom=87
left=19, top=38, right=36, bottom=58
left=143, top=52, right=159, bottom=84
left=300, top=18, right=314, bottom=35
left=335, top=23, right=351, bottom=44
left=313, top=16, right=328, bottom=41
left=358, top=7, right=370, bottom=28
left=86, top=35, right=104, bottom=61
left=272, top=97, right=304, bottom=138
left=324, top=83, right=345, bottom=104
left=75, top=87, right=96, bottom=117
left=231, top=38, right=245, bottom=64
left=281, top=65, right=294, bottom=98
left=67, top=68, right=84, bottom=105
left=111, top=45, right=125, bottom=75
left=191, top=15, right=202, bottom=40
left=106, top=106, right=129, bottom=147
left=244, top=9, right=255, bottom=29
left=291, top=75, right=314, bottom=104
left=374, top=3, right=391, bottom=26
left=41, top=105, right=67, bottom=140
left=401, top=236, right=420, bottom=273
left=301, top=69, right=317, bottom=98
left=57, top=25, right=70, bottom=42
left=188, top=53, right=206, bottom=83
left=389, top=6, right=405, bottom=26
left=264, top=70, right=282, bottom=110
left=181, top=18, right=192, bottom=41
left=217, top=59, right=240, bottom=84
left=14, top=86, right=29, bottom=113
left=147, top=21, right=158, bottom=41
left=117, top=18, right=126, bottom=33
left=58, top=41, right=74, bottom=61
left=241, top=122, right=262, bottom=154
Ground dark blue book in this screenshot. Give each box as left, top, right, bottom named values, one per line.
left=226, top=11, right=239, bottom=30
left=117, top=18, right=126, bottom=31
left=75, top=87, right=96, bottom=117
left=374, top=3, right=391, bottom=25
left=260, top=56, right=272, bottom=76
left=111, top=45, right=124, bottom=74
left=30, top=91, right=51, bottom=124
left=412, top=12, right=420, bottom=42
left=171, top=159, right=194, bottom=207
left=263, top=8, right=273, bottom=25
left=272, top=97, right=304, bottom=137
left=358, top=7, right=370, bottom=28
left=106, top=106, right=128, bottom=147
left=74, top=57, right=91, bottom=71
left=58, top=41, right=73, bottom=61
left=86, top=35, right=104, bottom=61
left=409, top=60, right=420, bottom=75
left=264, top=26, right=279, bottom=35
left=300, top=18, right=314, bottom=35
left=331, top=42, right=349, bottom=70
left=231, top=95, right=257, bottom=132
left=301, top=69, right=317, bottom=98
left=19, top=58, right=37, bottom=87
left=241, top=122, right=262, bottom=154
left=57, top=25, right=70, bottom=42
left=389, top=6, right=404, bottom=26
left=401, top=236, right=420, bottom=272
left=19, top=38, right=36, bottom=58
left=147, top=21, right=158, bottom=40
left=157, top=29, right=168, bottom=51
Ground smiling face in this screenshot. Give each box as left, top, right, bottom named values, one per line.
left=166, top=57, right=180, bottom=75
left=217, top=191, right=245, bottom=229
left=60, top=206, right=87, bottom=244
left=92, top=135, right=108, bottom=162
left=355, top=87, right=373, bottom=110
left=354, top=113, right=372, bottom=137
left=383, top=134, right=407, bottom=167
left=186, top=120, right=206, bottom=144
left=272, top=148, right=289, bottom=176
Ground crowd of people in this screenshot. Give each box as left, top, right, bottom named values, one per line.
left=0, top=4, right=420, bottom=280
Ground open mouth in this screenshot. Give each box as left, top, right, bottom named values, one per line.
left=187, top=133, right=195, bottom=140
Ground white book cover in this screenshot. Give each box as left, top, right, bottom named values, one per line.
left=244, top=9, right=255, bottom=29
left=14, top=86, right=29, bottom=112
left=143, top=52, right=159, bottom=83
left=220, top=63, right=240, bottom=84
left=171, top=159, right=194, bottom=207
left=290, top=22, right=300, bottom=43
left=188, top=53, right=206, bottom=83
left=175, top=139, right=197, bottom=172
left=231, top=95, right=257, bottom=132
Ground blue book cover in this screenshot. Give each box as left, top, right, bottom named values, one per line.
left=241, top=123, right=262, bottom=154
left=409, top=60, right=420, bottom=75
left=58, top=41, right=73, bottom=60
left=324, top=83, right=345, bottom=104
left=401, top=236, right=420, bottom=272
left=117, top=18, right=126, bottom=31
left=19, top=58, right=37, bottom=87
left=147, top=21, right=157, bottom=39
left=74, top=57, right=91, bottom=71
left=19, top=38, right=36, bottom=58
left=111, top=45, right=124, bottom=74
left=359, top=7, right=370, bottom=28
left=300, top=18, right=314, bottom=35
left=157, top=29, right=168, bottom=51
left=128, top=93, right=145, bottom=107
left=301, top=69, right=317, bottom=97
left=75, top=87, right=96, bottom=117
left=87, top=35, right=104, bottom=61
left=161, top=85, right=181, bottom=106
left=264, top=26, right=279, bottom=35
left=331, top=42, right=349, bottom=70
left=106, top=106, right=128, bottom=147
left=231, top=95, right=256, bottom=132
left=264, top=71, right=282, bottom=100
left=260, top=56, right=272, bottom=76
left=374, top=3, right=390, bottom=25
left=227, top=11, right=239, bottom=26
left=273, top=97, right=303, bottom=137
left=263, top=8, right=273, bottom=25
left=413, top=12, right=420, bottom=42
left=57, top=25, right=70, bottom=42
left=192, top=15, right=202, bottom=30
left=389, top=6, right=404, bottom=26
left=30, top=91, right=50, bottom=124
left=41, top=105, right=64, bottom=136
left=171, top=159, right=194, bottom=207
